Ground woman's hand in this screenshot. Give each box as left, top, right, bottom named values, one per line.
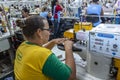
left=43, top=38, right=67, bottom=49
left=64, top=40, right=73, bottom=50
left=51, top=38, right=67, bottom=44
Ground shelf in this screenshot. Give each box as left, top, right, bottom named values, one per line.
left=0, top=70, right=13, bottom=79
left=0, top=51, right=14, bottom=79
left=0, top=56, right=9, bottom=64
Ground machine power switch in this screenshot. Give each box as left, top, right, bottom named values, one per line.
left=113, top=44, right=118, bottom=49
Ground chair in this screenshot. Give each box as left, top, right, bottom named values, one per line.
left=86, top=14, right=100, bottom=27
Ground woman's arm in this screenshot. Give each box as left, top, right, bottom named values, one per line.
left=43, top=38, right=66, bottom=50
left=42, top=40, right=76, bottom=80
left=64, top=40, right=76, bottom=80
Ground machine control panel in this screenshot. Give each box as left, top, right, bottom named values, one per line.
left=89, top=32, right=120, bottom=58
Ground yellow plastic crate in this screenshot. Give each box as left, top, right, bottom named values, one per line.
left=74, top=22, right=92, bottom=32
left=114, top=58, right=120, bottom=80
left=64, top=29, right=74, bottom=39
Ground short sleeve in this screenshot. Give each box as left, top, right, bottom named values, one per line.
left=42, top=53, right=72, bottom=80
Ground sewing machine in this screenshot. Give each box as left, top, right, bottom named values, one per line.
left=64, top=22, right=92, bottom=39
left=75, top=24, right=120, bottom=80
left=62, top=23, right=120, bottom=80
left=63, top=22, right=91, bottom=60
left=88, top=24, right=120, bottom=80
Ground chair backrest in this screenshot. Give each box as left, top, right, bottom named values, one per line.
left=86, top=14, right=99, bottom=24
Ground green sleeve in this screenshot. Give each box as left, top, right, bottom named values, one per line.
left=42, top=53, right=72, bottom=80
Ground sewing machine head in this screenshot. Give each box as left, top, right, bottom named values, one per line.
left=63, top=22, right=92, bottom=39
left=63, top=22, right=91, bottom=60
left=87, top=24, right=120, bottom=80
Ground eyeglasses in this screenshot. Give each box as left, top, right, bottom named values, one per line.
left=43, top=28, right=51, bottom=32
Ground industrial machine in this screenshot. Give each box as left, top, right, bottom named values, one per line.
left=76, top=24, right=120, bottom=80
left=88, top=24, right=120, bottom=80
left=63, top=23, right=120, bottom=80
left=64, top=22, right=92, bottom=39
left=63, top=22, right=91, bottom=60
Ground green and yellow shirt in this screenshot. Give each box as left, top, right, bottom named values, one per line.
left=14, top=41, right=72, bottom=80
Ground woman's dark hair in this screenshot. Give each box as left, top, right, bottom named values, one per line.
left=35, top=5, right=39, bottom=8
left=41, top=6, right=47, bottom=12
left=16, top=16, right=46, bottom=38
left=22, top=7, right=29, bottom=13
left=93, top=0, right=99, bottom=3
